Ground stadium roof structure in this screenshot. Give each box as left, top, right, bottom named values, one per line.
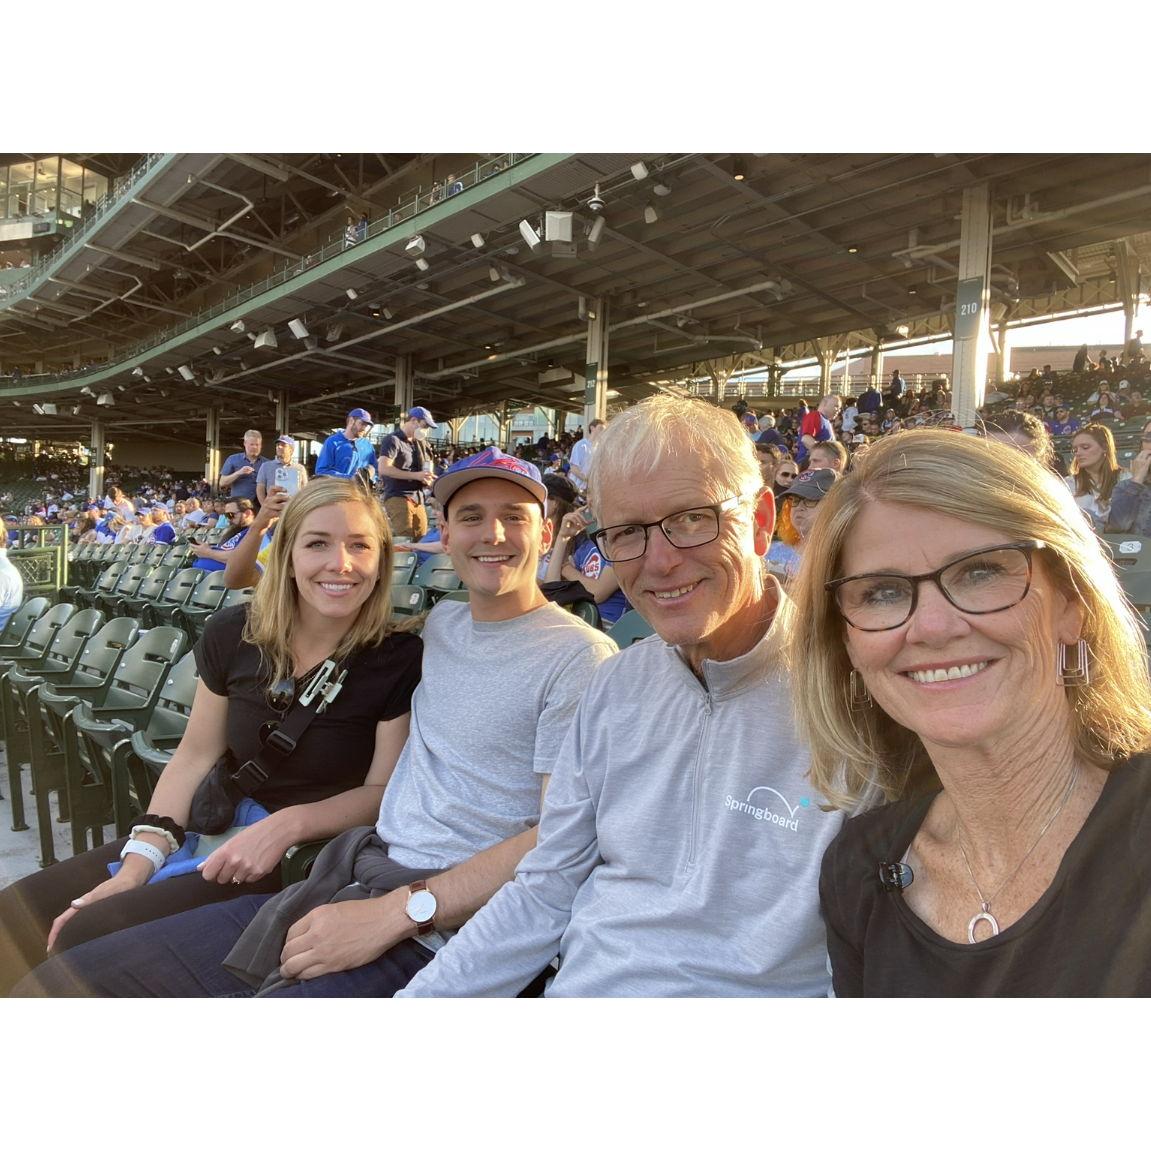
left=1, top=152, right=1149, bottom=445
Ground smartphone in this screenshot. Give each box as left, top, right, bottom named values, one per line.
left=275, top=466, right=300, bottom=496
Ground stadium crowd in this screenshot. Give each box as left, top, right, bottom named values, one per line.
left=3, top=365, right=1151, bottom=996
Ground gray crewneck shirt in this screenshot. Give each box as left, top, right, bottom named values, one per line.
left=377, top=599, right=617, bottom=870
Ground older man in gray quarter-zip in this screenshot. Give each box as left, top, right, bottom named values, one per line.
left=400, top=396, right=845, bottom=997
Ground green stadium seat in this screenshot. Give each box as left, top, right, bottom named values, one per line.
left=391, top=584, right=430, bottom=616
left=175, top=569, right=229, bottom=641
left=608, top=610, right=656, bottom=647
left=391, top=552, right=418, bottom=584
left=0, top=597, right=50, bottom=650
left=142, top=566, right=204, bottom=628
left=19, top=617, right=140, bottom=833
left=103, top=651, right=199, bottom=835
left=0, top=608, right=104, bottom=821
left=36, top=627, right=187, bottom=865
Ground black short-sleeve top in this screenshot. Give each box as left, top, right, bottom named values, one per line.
left=819, top=756, right=1151, bottom=996
left=194, top=604, right=422, bottom=810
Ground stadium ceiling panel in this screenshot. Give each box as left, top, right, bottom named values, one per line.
left=2, top=152, right=1149, bottom=442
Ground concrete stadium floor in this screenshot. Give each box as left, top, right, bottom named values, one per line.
left=0, top=745, right=105, bottom=889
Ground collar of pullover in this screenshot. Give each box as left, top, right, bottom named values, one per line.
left=671, top=577, right=792, bottom=701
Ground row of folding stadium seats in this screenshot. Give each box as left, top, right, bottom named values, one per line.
left=389, top=551, right=465, bottom=617
left=65, top=557, right=251, bottom=638
left=67, top=525, right=227, bottom=587
left=0, top=599, right=198, bottom=867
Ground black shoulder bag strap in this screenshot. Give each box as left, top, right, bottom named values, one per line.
left=228, top=658, right=350, bottom=799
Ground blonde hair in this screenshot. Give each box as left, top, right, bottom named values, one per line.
left=789, top=430, right=1151, bottom=811
left=586, top=396, right=762, bottom=522
left=243, top=478, right=400, bottom=688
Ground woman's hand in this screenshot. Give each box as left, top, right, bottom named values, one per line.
left=46, top=857, right=154, bottom=952
left=558, top=510, right=586, bottom=543
left=253, top=487, right=290, bottom=530
left=1132, top=450, right=1151, bottom=486
left=196, top=817, right=294, bottom=886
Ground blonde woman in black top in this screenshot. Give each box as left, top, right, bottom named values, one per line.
left=791, top=432, right=1151, bottom=995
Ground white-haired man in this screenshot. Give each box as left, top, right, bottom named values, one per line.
left=399, top=396, right=845, bottom=997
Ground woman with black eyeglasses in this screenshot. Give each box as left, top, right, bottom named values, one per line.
left=789, top=431, right=1151, bottom=995
left=0, top=479, right=422, bottom=995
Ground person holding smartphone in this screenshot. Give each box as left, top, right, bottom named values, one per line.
left=257, top=436, right=309, bottom=506
left=546, top=504, right=630, bottom=625
left=1106, top=419, right=1151, bottom=534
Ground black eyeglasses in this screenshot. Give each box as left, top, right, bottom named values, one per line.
left=591, top=495, right=743, bottom=562
left=826, top=541, right=1046, bottom=632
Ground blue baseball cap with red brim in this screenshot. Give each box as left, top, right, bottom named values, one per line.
left=433, top=447, right=547, bottom=509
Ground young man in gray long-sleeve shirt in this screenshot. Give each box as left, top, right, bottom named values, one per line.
left=400, top=396, right=846, bottom=998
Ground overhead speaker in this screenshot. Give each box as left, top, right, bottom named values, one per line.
left=254, top=328, right=278, bottom=350
left=178, top=365, right=195, bottom=381
left=544, top=211, right=574, bottom=243
left=519, top=219, right=542, bottom=249
left=405, top=234, right=427, bottom=258
left=288, top=318, right=310, bottom=339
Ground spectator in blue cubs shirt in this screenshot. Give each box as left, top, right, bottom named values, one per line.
left=545, top=507, right=630, bottom=625
left=189, top=499, right=255, bottom=572
left=315, top=408, right=377, bottom=481
left=1046, top=406, right=1081, bottom=436
left=148, top=505, right=177, bottom=546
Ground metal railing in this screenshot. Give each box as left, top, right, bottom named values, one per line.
left=0, top=153, right=167, bottom=305
left=0, top=153, right=533, bottom=390
left=9, top=524, right=70, bottom=597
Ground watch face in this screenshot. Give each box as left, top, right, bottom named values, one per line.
left=407, top=889, right=437, bottom=924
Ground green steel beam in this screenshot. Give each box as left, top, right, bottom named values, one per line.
left=1, top=153, right=576, bottom=400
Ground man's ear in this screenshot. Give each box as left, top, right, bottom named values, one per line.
left=753, top=489, right=775, bottom=557
left=539, top=509, right=554, bottom=555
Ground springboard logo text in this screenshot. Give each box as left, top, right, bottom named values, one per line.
left=724, top=787, right=810, bottom=832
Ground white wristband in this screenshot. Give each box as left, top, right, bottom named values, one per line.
left=119, top=839, right=166, bottom=876
left=131, top=825, right=181, bottom=855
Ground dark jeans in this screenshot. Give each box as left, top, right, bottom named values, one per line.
left=13, top=895, right=433, bottom=997
left=0, top=837, right=281, bottom=996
